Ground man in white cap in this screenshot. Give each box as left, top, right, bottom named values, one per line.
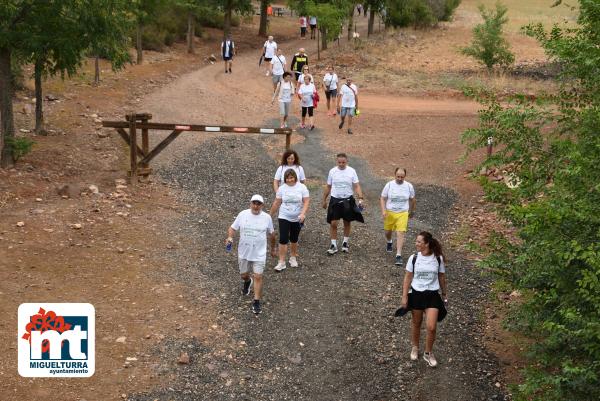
left=226, top=194, right=276, bottom=314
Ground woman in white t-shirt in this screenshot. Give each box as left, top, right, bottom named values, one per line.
left=273, top=149, right=306, bottom=193
left=400, top=231, right=448, bottom=368
left=272, top=72, right=295, bottom=128
left=270, top=169, right=310, bottom=271
left=297, top=74, right=316, bottom=130
left=323, top=65, right=338, bottom=116
left=296, top=65, right=312, bottom=90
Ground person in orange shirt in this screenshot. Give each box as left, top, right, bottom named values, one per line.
left=267, top=5, right=273, bottom=16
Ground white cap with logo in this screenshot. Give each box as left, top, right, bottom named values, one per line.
left=250, top=194, right=264, bottom=204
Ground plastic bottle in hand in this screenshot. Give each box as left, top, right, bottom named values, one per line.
left=226, top=239, right=233, bottom=252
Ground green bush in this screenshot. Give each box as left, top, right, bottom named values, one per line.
left=7, top=137, right=35, bottom=161
left=196, top=7, right=241, bottom=30
left=462, top=1, right=600, bottom=400
left=460, top=2, right=514, bottom=70
left=385, top=0, right=459, bottom=28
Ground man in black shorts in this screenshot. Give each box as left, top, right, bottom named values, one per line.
left=221, top=35, right=235, bottom=73
left=291, top=48, right=308, bottom=82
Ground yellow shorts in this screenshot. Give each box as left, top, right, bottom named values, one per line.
left=384, top=210, right=409, bottom=232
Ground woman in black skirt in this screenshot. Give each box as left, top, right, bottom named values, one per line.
left=400, top=231, right=448, bottom=367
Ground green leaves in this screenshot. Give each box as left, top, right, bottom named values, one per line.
left=463, top=2, right=600, bottom=399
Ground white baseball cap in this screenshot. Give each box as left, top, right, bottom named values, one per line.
left=250, top=194, right=264, bottom=204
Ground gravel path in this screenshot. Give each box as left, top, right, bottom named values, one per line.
left=128, top=127, right=507, bottom=401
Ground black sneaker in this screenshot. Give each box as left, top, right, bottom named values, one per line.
left=252, top=300, right=261, bottom=315
left=395, top=255, right=403, bottom=266
left=229, top=68, right=232, bottom=73
left=342, top=242, right=349, bottom=253
left=338, top=120, right=344, bottom=129
left=386, top=242, right=393, bottom=253
left=242, top=278, right=253, bottom=296
left=327, top=244, right=338, bottom=255
left=347, top=129, right=353, bottom=135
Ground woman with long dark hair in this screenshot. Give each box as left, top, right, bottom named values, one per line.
left=400, top=231, right=448, bottom=367
left=273, top=149, right=306, bottom=193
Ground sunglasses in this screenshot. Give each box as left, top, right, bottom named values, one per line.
left=251, top=201, right=263, bottom=205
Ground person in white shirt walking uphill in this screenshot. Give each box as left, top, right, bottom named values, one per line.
left=221, top=35, right=235, bottom=73
left=226, top=195, right=277, bottom=315
left=309, top=16, right=317, bottom=39
left=400, top=231, right=448, bottom=367
left=272, top=72, right=295, bottom=129
left=380, top=168, right=416, bottom=266
left=322, top=153, right=365, bottom=254
left=272, top=149, right=306, bottom=193
left=269, top=170, right=310, bottom=272
left=269, top=48, right=286, bottom=91
left=337, top=77, right=358, bottom=134
left=323, top=65, right=339, bottom=116
left=262, top=36, right=277, bottom=76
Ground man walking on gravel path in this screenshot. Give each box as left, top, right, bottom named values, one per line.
left=322, top=153, right=365, bottom=254
left=270, top=48, right=286, bottom=91
left=226, top=195, right=276, bottom=315
left=380, top=167, right=416, bottom=266
left=221, top=35, right=235, bottom=73
left=337, top=77, right=358, bottom=135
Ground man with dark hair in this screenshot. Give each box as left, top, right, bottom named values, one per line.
left=322, top=153, right=365, bottom=254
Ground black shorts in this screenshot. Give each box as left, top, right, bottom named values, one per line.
left=326, top=196, right=365, bottom=224
left=278, top=218, right=301, bottom=244
left=310, top=24, right=317, bottom=31
left=294, top=71, right=301, bottom=81
left=300, top=27, right=307, bottom=36
left=325, top=89, right=337, bottom=100
left=264, top=57, right=272, bottom=62
left=408, top=288, right=447, bottom=321
left=223, top=56, right=232, bottom=61
left=302, top=106, right=314, bottom=117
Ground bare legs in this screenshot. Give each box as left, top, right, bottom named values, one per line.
left=330, top=219, right=351, bottom=240
left=410, top=308, right=439, bottom=352
left=385, top=229, right=407, bottom=255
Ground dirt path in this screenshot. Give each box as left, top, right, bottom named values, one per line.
left=124, top=29, right=507, bottom=401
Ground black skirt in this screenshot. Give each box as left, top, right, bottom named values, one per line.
left=408, top=288, right=447, bottom=321
left=326, top=196, right=365, bottom=224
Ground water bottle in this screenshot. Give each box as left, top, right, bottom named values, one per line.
left=358, top=201, right=364, bottom=212
left=299, top=221, right=305, bottom=229
left=226, top=240, right=233, bottom=252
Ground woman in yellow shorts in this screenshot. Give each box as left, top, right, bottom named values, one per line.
left=379, top=167, right=416, bottom=266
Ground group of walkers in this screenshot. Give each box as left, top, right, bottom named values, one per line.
left=225, top=150, right=448, bottom=368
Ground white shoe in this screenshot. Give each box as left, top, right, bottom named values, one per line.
left=289, top=256, right=298, bottom=268
left=410, top=346, right=418, bottom=361
left=265, top=71, right=270, bottom=76
left=423, top=352, right=437, bottom=367
left=274, top=261, right=287, bottom=271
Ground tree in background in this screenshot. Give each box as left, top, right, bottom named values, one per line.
left=259, top=0, right=268, bottom=36
left=385, top=0, right=460, bottom=29
left=462, top=1, right=600, bottom=399
left=215, top=0, right=253, bottom=37
left=306, top=1, right=348, bottom=51
left=365, top=0, right=384, bottom=36
left=132, top=0, right=165, bottom=64
left=460, top=2, right=514, bottom=71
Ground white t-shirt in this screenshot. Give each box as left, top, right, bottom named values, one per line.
left=309, top=16, right=317, bottom=25
left=300, top=17, right=307, bottom=27
left=276, top=183, right=310, bottom=222
left=221, top=40, right=234, bottom=57
left=277, top=81, right=295, bottom=103
left=263, top=41, right=277, bottom=58
left=406, top=252, right=446, bottom=292
left=381, top=180, right=415, bottom=212
left=274, top=164, right=306, bottom=184
left=231, top=209, right=274, bottom=262
left=327, top=166, right=359, bottom=199
left=340, top=83, right=358, bottom=108
left=298, top=73, right=312, bottom=85
left=270, top=55, right=286, bottom=76
left=298, top=83, right=315, bottom=107
left=323, top=73, right=338, bottom=91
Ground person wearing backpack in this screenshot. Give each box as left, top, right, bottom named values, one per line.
left=337, top=76, right=358, bottom=134
left=323, top=65, right=339, bottom=116
left=400, top=231, right=448, bottom=368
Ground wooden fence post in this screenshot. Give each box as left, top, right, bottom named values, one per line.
left=141, top=114, right=150, bottom=175
left=286, top=133, right=291, bottom=149
left=129, top=114, right=138, bottom=184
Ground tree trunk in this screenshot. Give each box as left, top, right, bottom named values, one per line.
left=187, top=12, right=195, bottom=54
left=258, top=0, right=268, bottom=36
left=34, top=59, right=44, bottom=134
left=320, top=27, right=327, bottom=51
left=136, top=23, right=143, bottom=64
left=368, top=9, right=375, bottom=36
left=0, top=47, right=15, bottom=168
left=94, top=55, right=100, bottom=85
left=347, top=6, right=354, bottom=40
left=223, top=7, right=232, bottom=37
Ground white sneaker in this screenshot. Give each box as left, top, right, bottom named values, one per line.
left=410, top=346, right=418, bottom=361
left=265, top=71, right=270, bottom=76
left=289, top=256, right=299, bottom=267
left=274, top=261, right=287, bottom=272
left=423, top=352, right=437, bottom=367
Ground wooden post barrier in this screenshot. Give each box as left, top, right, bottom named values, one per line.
left=103, top=113, right=293, bottom=181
